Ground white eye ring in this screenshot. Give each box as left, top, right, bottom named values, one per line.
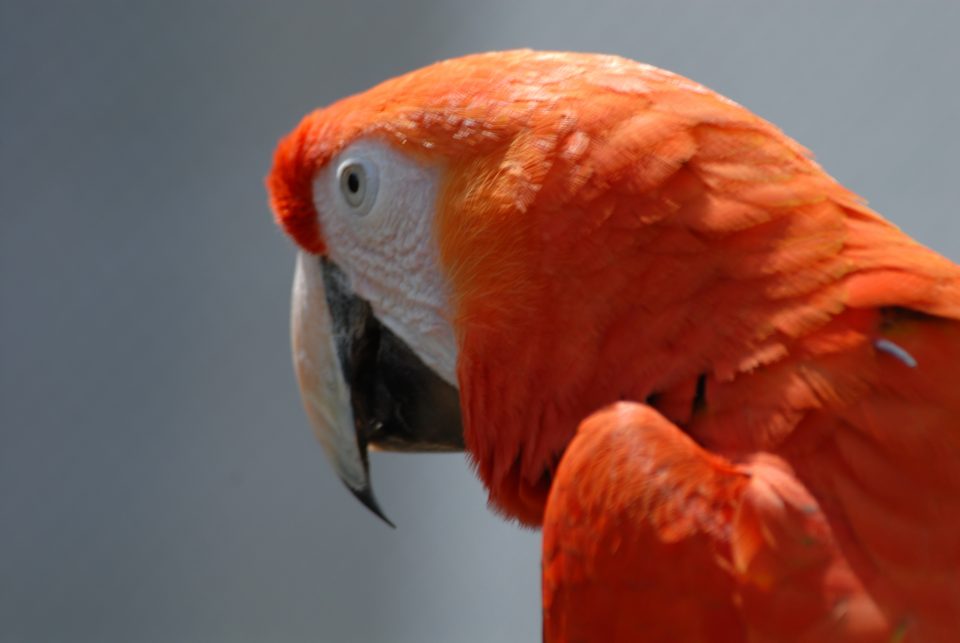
left=337, top=159, right=378, bottom=215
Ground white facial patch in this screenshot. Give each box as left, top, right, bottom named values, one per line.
left=311, top=138, right=459, bottom=386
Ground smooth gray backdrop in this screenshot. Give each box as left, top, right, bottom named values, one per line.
left=2, top=2, right=958, bottom=642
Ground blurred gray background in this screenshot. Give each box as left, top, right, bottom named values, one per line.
left=2, top=2, right=958, bottom=642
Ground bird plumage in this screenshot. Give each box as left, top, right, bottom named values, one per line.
left=269, top=50, right=960, bottom=641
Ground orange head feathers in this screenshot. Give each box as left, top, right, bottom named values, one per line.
left=268, top=50, right=960, bottom=526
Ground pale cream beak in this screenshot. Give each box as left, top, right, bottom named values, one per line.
left=290, top=251, right=464, bottom=526
left=291, top=251, right=392, bottom=524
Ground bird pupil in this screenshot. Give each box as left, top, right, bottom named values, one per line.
left=347, top=172, right=360, bottom=193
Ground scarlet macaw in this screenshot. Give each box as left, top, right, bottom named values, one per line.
left=268, top=50, right=960, bottom=641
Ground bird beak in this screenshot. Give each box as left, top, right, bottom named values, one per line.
left=290, top=251, right=464, bottom=526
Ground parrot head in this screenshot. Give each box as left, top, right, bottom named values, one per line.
left=268, top=50, right=807, bottom=525
left=268, top=89, right=468, bottom=525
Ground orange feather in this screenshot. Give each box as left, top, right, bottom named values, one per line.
left=268, top=50, right=960, bottom=641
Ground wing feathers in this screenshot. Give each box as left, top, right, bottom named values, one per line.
left=542, top=403, right=901, bottom=642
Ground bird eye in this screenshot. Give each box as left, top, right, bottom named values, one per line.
left=337, top=160, right=377, bottom=214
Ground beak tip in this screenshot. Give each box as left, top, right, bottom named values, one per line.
left=348, top=483, right=397, bottom=529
